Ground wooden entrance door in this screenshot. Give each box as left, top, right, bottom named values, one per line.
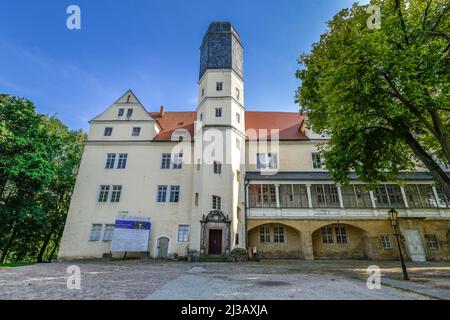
left=208, top=229, right=222, bottom=255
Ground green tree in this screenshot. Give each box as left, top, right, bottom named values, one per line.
left=0, top=95, right=85, bottom=263
left=296, top=0, right=450, bottom=197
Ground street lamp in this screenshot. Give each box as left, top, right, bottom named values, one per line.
left=388, top=208, right=409, bottom=280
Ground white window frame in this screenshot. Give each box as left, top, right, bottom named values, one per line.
left=105, top=153, right=116, bottom=169
left=215, top=107, right=222, bottom=118
left=273, top=226, right=285, bottom=243
left=98, top=185, right=110, bottom=203
left=103, top=224, right=115, bottom=241
left=380, top=234, right=393, bottom=249
left=425, top=234, right=439, bottom=250
left=104, top=127, right=113, bottom=137
left=172, top=153, right=183, bottom=169
left=169, top=185, right=180, bottom=203
left=126, top=108, right=133, bottom=117
left=256, top=153, right=278, bottom=169
left=157, top=185, right=168, bottom=203
left=259, top=226, right=270, bottom=243
left=132, top=127, right=141, bottom=137
left=118, top=108, right=124, bottom=117
left=161, top=153, right=171, bottom=169
left=177, top=224, right=189, bottom=242
left=89, top=224, right=102, bottom=241
left=213, top=161, right=222, bottom=174
left=117, top=153, right=128, bottom=169
left=212, top=195, right=221, bottom=210
left=110, top=185, right=122, bottom=203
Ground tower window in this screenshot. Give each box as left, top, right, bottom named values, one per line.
left=236, top=87, right=240, bottom=100
left=212, top=195, right=221, bottom=210
left=216, top=82, right=223, bottom=91
left=213, top=161, right=222, bottom=174
left=236, top=112, right=241, bottom=123
left=215, top=108, right=222, bottom=117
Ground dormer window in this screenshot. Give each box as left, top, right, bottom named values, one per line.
left=216, top=82, right=223, bottom=91
left=215, top=108, right=222, bottom=118
left=104, top=127, right=113, bottom=136
left=118, top=108, right=124, bottom=117
left=127, top=108, right=133, bottom=117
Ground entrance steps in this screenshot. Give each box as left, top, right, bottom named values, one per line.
left=203, top=255, right=230, bottom=262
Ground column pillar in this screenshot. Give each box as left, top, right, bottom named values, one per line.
left=337, top=184, right=344, bottom=209
left=306, top=184, right=313, bottom=209
left=400, top=186, right=409, bottom=208
left=275, top=184, right=280, bottom=208
left=301, top=231, right=314, bottom=260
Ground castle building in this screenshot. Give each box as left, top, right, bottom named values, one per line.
left=59, top=22, right=450, bottom=261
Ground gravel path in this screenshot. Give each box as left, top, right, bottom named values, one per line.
left=0, top=260, right=437, bottom=300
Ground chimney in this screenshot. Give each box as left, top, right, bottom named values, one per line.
left=160, top=105, right=165, bottom=117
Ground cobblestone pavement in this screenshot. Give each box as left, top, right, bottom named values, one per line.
left=0, top=260, right=448, bottom=300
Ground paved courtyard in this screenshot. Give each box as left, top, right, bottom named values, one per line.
left=0, top=260, right=449, bottom=300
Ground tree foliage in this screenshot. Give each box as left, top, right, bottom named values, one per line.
left=0, top=94, right=85, bottom=263
left=296, top=0, right=450, bottom=197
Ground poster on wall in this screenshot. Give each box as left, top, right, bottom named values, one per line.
left=110, top=215, right=152, bottom=253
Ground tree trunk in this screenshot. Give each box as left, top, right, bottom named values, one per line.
left=36, top=233, right=52, bottom=263
left=0, top=224, right=17, bottom=263
left=402, top=131, right=450, bottom=199
left=47, top=234, right=62, bottom=262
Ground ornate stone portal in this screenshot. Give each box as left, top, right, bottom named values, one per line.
left=200, top=210, right=231, bottom=255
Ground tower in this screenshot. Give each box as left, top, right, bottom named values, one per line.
left=190, top=22, right=246, bottom=255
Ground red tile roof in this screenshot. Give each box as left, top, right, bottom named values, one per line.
left=149, top=110, right=308, bottom=141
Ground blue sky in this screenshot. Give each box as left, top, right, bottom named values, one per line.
left=0, top=0, right=367, bottom=131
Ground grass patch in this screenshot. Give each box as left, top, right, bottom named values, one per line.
left=0, top=262, right=34, bottom=268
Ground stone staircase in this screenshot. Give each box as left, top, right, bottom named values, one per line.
left=203, top=255, right=230, bottom=262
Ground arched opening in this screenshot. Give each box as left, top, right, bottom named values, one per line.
left=156, top=236, right=170, bottom=259
left=248, top=223, right=302, bottom=258
left=312, top=223, right=372, bottom=260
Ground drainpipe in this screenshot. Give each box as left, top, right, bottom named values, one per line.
left=244, top=178, right=249, bottom=251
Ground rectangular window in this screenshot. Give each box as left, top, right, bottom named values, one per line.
left=157, top=185, right=168, bottom=203
left=213, top=161, right=222, bottom=174
left=212, top=195, right=221, bottom=210
left=436, top=185, right=450, bottom=208
left=216, top=82, right=223, bottom=91
left=103, top=224, right=115, bottom=241
left=89, top=224, right=102, bottom=241
left=374, top=184, right=405, bottom=208
left=321, top=227, right=334, bottom=244
left=118, top=108, right=124, bottom=117
left=259, top=226, right=270, bottom=243
left=235, top=233, right=239, bottom=245
left=132, top=127, right=141, bottom=136
left=105, top=153, right=116, bottom=169
left=425, top=234, right=439, bottom=250
left=117, top=153, right=128, bottom=169
left=380, top=235, right=392, bottom=249
left=256, top=153, right=278, bottom=169
left=195, top=193, right=199, bottom=206
left=127, top=108, right=133, bottom=117
left=201, top=88, right=204, bottom=97
left=335, top=226, right=348, bottom=244
left=104, top=127, right=113, bottom=137
left=341, top=185, right=372, bottom=208
left=236, top=87, right=240, bottom=100
left=404, top=184, right=438, bottom=208
left=200, top=113, right=203, bottom=121
left=110, top=185, right=122, bottom=202
left=273, top=226, right=285, bottom=243
left=311, top=184, right=340, bottom=208
left=215, top=108, right=222, bottom=117
left=279, top=184, right=309, bottom=208
left=236, top=112, right=241, bottom=123
left=172, top=153, right=183, bottom=169
left=169, top=185, right=180, bottom=203
left=177, top=225, right=189, bottom=242
left=98, top=185, right=110, bottom=202
left=161, top=153, right=171, bottom=169
left=312, top=153, right=323, bottom=169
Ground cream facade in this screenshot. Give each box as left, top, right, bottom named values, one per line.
left=59, top=22, right=450, bottom=261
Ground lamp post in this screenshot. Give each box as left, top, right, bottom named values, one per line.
left=388, top=208, right=409, bottom=280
